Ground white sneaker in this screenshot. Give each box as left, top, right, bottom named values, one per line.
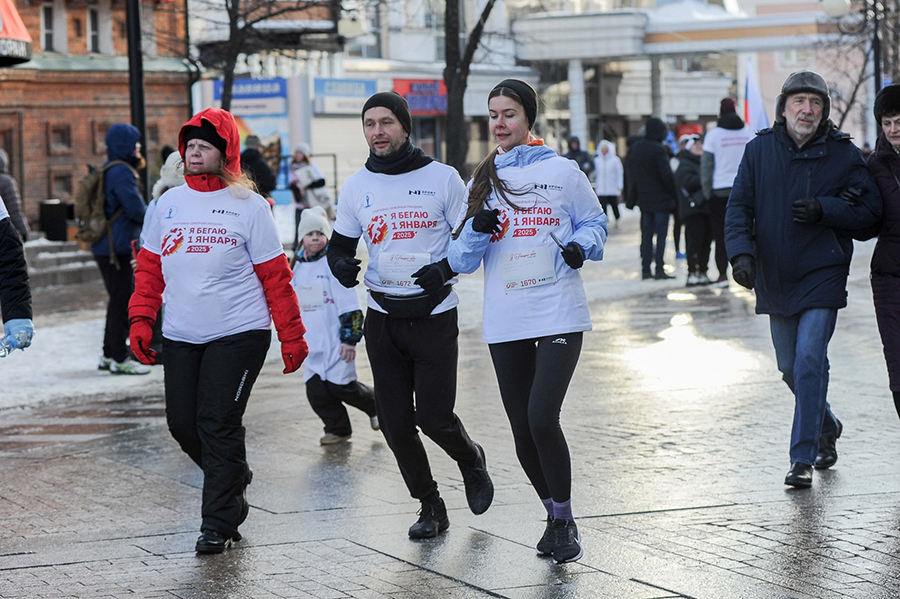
left=109, top=358, right=151, bottom=375
left=697, top=273, right=712, bottom=286
left=98, top=356, right=113, bottom=371
left=685, top=273, right=699, bottom=287
left=370, top=415, right=380, bottom=431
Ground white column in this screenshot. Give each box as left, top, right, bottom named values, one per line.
left=568, top=59, right=587, bottom=144
left=651, top=56, right=663, bottom=118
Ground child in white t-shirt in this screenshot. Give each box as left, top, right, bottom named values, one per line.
left=292, top=206, right=379, bottom=445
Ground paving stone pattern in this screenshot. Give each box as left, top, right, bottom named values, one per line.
left=0, top=212, right=897, bottom=598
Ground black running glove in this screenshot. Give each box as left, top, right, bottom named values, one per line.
left=411, top=258, right=455, bottom=294
left=561, top=242, right=585, bottom=269
left=472, top=209, right=501, bottom=234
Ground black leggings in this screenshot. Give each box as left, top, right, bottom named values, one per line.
left=489, top=332, right=583, bottom=503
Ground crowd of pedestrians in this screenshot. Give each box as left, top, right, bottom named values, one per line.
left=4, top=68, right=900, bottom=569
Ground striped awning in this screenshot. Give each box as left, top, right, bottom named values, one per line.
left=0, top=0, right=31, bottom=67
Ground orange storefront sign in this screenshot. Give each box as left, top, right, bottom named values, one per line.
left=0, top=0, right=31, bottom=67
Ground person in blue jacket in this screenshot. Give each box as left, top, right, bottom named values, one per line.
left=93, top=123, right=149, bottom=375
left=725, top=71, right=882, bottom=488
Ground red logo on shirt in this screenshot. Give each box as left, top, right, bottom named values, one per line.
left=393, top=231, right=415, bottom=240
left=186, top=246, right=211, bottom=253
left=161, top=228, right=185, bottom=256
left=513, top=228, right=537, bottom=237
left=367, top=215, right=389, bottom=245
left=491, top=210, right=511, bottom=242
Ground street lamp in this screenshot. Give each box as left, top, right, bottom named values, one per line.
left=822, top=0, right=884, bottom=91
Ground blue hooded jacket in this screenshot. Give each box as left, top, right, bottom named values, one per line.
left=91, top=123, right=145, bottom=257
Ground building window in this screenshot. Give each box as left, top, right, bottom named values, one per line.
left=88, top=8, right=100, bottom=53
left=73, top=18, right=83, bottom=39
left=93, top=122, right=111, bottom=156
left=47, top=123, right=72, bottom=156
left=41, top=5, right=54, bottom=52
left=49, top=171, right=74, bottom=199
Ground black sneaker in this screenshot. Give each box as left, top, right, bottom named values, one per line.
left=408, top=498, right=450, bottom=539
left=195, top=529, right=234, bottom=554
left=460, top=443, right=494, bottom=515
left=535, top=516, right=554, bottom=556
left=552, top=519, right=583, bottom=564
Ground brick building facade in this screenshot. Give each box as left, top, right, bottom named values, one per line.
left=0, top=0, right=191, bottom=230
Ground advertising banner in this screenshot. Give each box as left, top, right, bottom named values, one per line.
left=393, top=79, right=447, bottom=115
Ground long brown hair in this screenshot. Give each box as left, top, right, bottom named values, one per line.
left=452, top=86, right=533, bottom=239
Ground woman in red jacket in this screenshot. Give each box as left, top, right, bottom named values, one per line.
left=128, top=108, right=308, bottom=554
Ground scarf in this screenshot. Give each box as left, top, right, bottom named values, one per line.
left=365, top=141, right=433, bottom=175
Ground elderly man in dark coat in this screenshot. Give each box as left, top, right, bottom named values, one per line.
left=726, top=71, right=882, bottom=488
left=625, top=117, right=678, bottom=279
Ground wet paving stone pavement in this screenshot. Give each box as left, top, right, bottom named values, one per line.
left=2, top=211, right=900, bottom=598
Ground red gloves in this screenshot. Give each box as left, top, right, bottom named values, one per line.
left=129, top=318, right=156, bottom=365
left=281, top=337, right=309, bottom=374
left=253, top=254, right=308, bottom=374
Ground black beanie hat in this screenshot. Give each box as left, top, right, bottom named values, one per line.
left=874, top=84, right=900, bottom=122
left=492, top=79, right=538, bottom=128
left=362, top=92, right=412, bottom=134
left=182, top=119, right=228, bottom=157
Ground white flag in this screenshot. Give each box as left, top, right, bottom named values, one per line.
left=744, top=58, right=769, bottom=132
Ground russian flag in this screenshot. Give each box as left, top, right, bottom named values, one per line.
left=744, top=57, right=769, bottom=132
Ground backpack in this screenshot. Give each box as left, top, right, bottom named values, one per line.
left=73, top=160, right=136, bottom=266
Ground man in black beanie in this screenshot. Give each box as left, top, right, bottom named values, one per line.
left=327, top=92, right=494, bottom=538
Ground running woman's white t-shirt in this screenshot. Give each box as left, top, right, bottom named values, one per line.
left=292, top=256, right=360, bottom=385
left=142, top=185, right=283, bottom=344
left=450, top=156, right=606, bottom=344
left=333, top=161, right=464, bottom=315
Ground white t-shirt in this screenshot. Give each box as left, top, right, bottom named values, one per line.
left=703, top=125, right=756, bottom=190
left=450, top=155, right=606, bottom=344
left=142, top=185, right=284, bottom=344
left=333, top=161, right=463, bottom=314
left=0, top=194, right=8, bottom=221
left=292, top=255, right=361, bottom=385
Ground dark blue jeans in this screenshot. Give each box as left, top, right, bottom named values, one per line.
left=640, top=210, right=671, bottom=276
left=769, top=308, right=840, bottom=465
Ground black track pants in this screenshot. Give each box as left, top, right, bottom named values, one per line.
left=364, top=308, right=478, bottom=502
left=95, top=254, right=134, bottom=363
left=163, top=329, right=270, bottom=538
left=489, top=332, right=583, bottom=503
left=305, top=374, right=377, bottom=436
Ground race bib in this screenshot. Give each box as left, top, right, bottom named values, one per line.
left=297, top=283, right=325, bottom=311
left=378, top=252, right=431, bottom=288
left=500, top=245, right=557, bottom=291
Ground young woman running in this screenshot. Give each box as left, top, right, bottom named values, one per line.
left=129, top=108, right=308, bottom=554
left=448, top=79, right=607, bottom=564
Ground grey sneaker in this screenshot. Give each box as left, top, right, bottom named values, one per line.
left=320, top=433, right=351, bottom=445
left=109, top=358, right=151, bottom=375
left=98, top=356, right=112, bottom=371
left=536, top=515, right=554, bottom=556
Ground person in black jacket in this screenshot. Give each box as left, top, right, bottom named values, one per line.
left=0, top=194, right=33, bottom=357
left=240, top=135, right=277, bottom=200
left=674, top=135, right=712, bottom=286
left=726, top=71, right=882, bottom=489
left=624, top=117, right=678, bottom=279
left=0, top=150, right=28, bottom=242
left=866, top=84, right=900, bottom=422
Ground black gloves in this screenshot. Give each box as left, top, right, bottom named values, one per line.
left=838, top=186, right=863, bottom=206
left=411, top=258, right=455, bottom=294
left=472, top=209, right=501, bottom=234
left=792, top=198, right=823, bottom=224
left=561, top=242, right=585, bottom=269
left=331, top=257, right=362, bottom=288
left=327, top=232, right=362, bottom=288
left=731, top=254, right=756, bottom=290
